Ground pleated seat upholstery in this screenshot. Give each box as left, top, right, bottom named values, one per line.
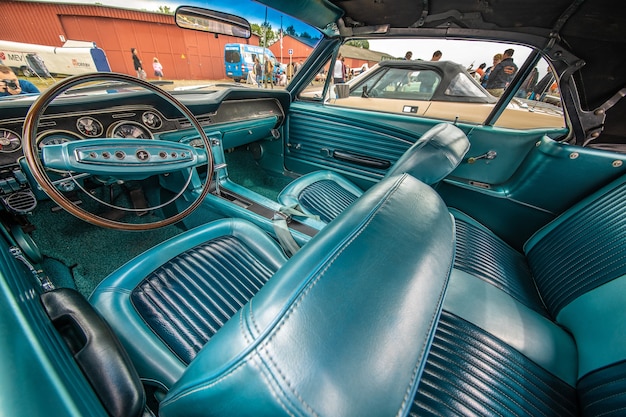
left=129, top=235, right=279, bottom=365
left=278, top=122, right=470, bottom=226
left=90, top=219, right=288, bottom=388
left=413, top=175, right=626, bottom=416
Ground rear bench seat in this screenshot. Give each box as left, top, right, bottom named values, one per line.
left=411, top=175, right=626, bottom=415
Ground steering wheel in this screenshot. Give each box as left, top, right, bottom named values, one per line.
left=22, top=72, right=214, bottom=231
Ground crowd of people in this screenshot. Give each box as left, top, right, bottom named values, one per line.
left=123, top=44, right=558, bottom=101
left=401, top=47, right=558, bottom=101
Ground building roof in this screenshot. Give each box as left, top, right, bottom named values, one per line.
left=339, top=44, right=394, bottom=62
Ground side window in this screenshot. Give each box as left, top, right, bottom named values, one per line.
left=299, top=56, right=332, bottom=100
left=445, top=73, right=485, bottom=98
left=495, top=57, right=564, bottom=129
left=346, top=68, right=441, bottom=101
left=297, top=40, right=566, bottom=131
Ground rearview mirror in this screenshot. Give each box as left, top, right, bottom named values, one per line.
left=175, top=6, right=251, bottom=39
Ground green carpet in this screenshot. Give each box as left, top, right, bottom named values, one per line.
left=28, top=199, right=183, bottom=297
left=26, top=148, right=290, bottom=297
left=224, top=147, right=292, bottom=201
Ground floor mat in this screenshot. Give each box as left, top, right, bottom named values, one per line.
left=28, top=200, right=183, bottom=297
left=224, top=147, right=293, bottom=201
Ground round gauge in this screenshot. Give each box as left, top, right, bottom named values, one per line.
left=76, top=116, right=104, bottom=137
left=108, top=121, right=152, bottom=139
left=37, top=131, right=80, bottom=149
left=142, top=111, right=163, bottom=130
left=0, top=128, right=22, bottom=153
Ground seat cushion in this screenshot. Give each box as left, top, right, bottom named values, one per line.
left=410, top=267, right=578, bottom=416
left=277, top=170, right=363, bottom=222
left=450, top=209, right=548, bottom=316
left=525, top=180, right=626, bottom=317
left=130, top=235, right=279, bottom=365
left=90, top=218, right=288, bottom=388
left=411, top=311, right=577, bottom=416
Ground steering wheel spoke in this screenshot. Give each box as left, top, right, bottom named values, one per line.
left=42, top=139, right=208, bottom=180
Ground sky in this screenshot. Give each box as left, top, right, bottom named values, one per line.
left=42, top=0, right=317, bottom=37
left=369, top=38, right=533, bottom=71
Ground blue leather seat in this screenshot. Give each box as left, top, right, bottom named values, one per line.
left=91, top=171, right=626, bottom=416
left=158, top=174, right=456, bottom=417
left=409, top=175, right=626, bottom=415
left=90, top=219, right=289, bottom=388
left=278, top=122, right=469, bottom=224
left=91, top=174, right=457, bottom=416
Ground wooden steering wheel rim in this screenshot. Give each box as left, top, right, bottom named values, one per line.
left=22, top=72, right=214, bottom=231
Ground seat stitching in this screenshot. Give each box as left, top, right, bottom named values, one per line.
left=240, top=309, right=299, bottom=417
left=250, top=175, right=448, bottom=417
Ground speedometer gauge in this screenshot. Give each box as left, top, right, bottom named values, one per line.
left=37, top=131, right=81, bottom=149
left=108, top=121, right=152, bottom=139
left=0, top=128, right=22, bottom=153
left=76, top=116, right=104, bottom=137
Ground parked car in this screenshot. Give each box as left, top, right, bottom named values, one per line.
left=304, top=59, right=565, bottom=129
left=1, top=0, right=625, bottom=416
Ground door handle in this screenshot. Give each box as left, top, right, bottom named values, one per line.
left=332, top=150, right=391, bottom=169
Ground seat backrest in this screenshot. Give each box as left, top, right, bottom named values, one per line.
left=159, top=174, right=456, bottom=417
left=385, top=122, right=470, bottom=184
left=524, top=175, right=626, bottom=414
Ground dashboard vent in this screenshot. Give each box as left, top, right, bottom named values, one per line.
left=3, top=190, right=38, bottom=214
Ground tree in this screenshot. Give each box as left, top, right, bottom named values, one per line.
left=346, top=40, right=370, bottom=49
left=251, top=22, right=276, bottom=47
left=157, top=5, right=173, bottom=15
left=300, top=31, right=312, bottom=39
left=286, top=25, right=297, bottom=36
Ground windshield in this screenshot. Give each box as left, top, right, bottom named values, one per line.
left=0, top=0, right=321, bottom=97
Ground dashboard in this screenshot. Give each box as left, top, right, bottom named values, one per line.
left=0, top=88, right=288, bottom=214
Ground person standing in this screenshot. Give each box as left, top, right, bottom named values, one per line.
left=481, top=53, right=502, bottom=88
left=333, top=53, right=345, bottom=83
left=518, top=67, right=538, bottom=98
left=431, top=50, right=442, bottom=61
left=474, top=63, right=487, bottom=80
left=263, top=55, right=274, bottom=89
left=152, top=57, right=164, bottom=80
left=0, top=65, right=40, bottom=97
left=531, top=67, right=555, bottom=100
left=485, top=48, right=518, bottom=97
left=295, top=60, right=303, bottom=75
left=254, top=56, right=262, bottom=87
left=131, top=48, right=146, bottom=80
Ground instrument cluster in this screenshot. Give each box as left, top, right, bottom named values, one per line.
left=0, top=107, right=171, bottom=167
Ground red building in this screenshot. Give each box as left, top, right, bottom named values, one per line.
left=268, top=34, right=318, bottom=67
left=0, top=0, right=260, bottom=80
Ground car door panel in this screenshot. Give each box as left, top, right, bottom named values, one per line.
left=439, top=135, right=626, bottom=249
left=284, top=102, right=441, bottom=189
